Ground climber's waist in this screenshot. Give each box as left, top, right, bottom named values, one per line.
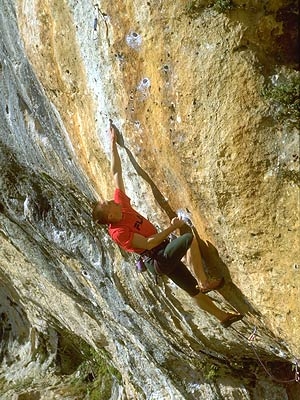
left=140, top=239, right=169, bottom=259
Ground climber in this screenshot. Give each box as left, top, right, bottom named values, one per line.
left=92, top=121, right=243, bottom=328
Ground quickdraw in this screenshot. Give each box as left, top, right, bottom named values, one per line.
left=230, top=325, right=299, bottom=384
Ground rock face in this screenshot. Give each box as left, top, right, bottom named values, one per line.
left=0, top=0, right=299, bottom=399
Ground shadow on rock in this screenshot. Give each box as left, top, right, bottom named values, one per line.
left=193, top=228, right=260, bottom=317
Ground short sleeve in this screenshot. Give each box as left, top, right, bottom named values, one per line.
left=110, top=227, right=134, bottom=252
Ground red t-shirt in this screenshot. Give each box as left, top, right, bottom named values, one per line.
left=108, top=189, right=157, bottom=253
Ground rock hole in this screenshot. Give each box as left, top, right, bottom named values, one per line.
left=126, top=31, right=142, bottom=50
left=82, top=270, right=91, bottom=278
left=137, top=78, right=151, bottom=98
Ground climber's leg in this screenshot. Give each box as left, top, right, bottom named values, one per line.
left=187, top=237, right=224, bottom=293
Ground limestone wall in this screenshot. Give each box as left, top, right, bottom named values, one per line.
left=0, top=0, right=299, bottom=398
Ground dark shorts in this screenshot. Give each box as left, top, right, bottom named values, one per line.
left=143, top=233, right=200, bottom=297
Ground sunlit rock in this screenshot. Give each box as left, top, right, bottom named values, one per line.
left=0, top=0, right=299, bottom=398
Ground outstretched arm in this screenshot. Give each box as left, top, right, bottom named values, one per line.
left=110, top=122, right=125, bottom=193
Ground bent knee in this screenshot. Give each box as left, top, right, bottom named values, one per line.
left=183, top=232, right=193, bottom=246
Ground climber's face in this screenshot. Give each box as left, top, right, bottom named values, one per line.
left=104, top=200, right=122, bottom=223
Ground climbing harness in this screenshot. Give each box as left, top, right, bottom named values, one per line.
left=136, top=240, right=170, bottom=285
left=230, top=325, right=300, bottom=384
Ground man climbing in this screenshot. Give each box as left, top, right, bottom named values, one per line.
left=92, top=121, right=243, bottom=328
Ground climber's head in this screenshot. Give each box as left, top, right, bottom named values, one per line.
left=92, top=200, right=122, bottom=224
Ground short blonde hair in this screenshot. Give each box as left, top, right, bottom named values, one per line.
left=92, top=202, right=109, bottom=225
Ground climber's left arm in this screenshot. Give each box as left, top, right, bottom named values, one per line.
left=110, top=123, right=125, bottom=193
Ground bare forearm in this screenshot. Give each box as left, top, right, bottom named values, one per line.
left=132, top=218, right=185, bottom=250
left=111, top=141, right=122, bottom=175
left=145, top=225, right=177, bottom=249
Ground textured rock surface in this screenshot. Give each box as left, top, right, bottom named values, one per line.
left=0, top=0, right=299, bottom=399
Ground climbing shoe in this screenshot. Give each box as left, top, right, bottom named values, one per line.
left=221, top=313, right=244, bottom=328
left=198, top=277, right=225, bottom=294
